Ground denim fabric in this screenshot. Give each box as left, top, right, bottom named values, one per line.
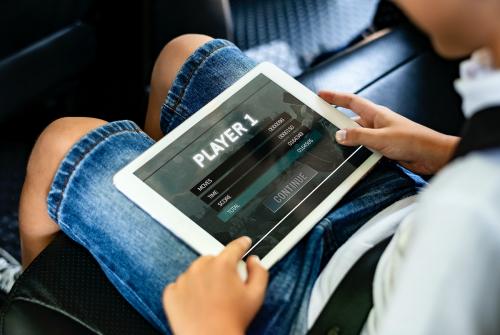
left=48, top=39, right=426, bottom=334
left=160, top=39, right=257, bottom=135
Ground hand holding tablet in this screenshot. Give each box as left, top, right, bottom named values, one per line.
left=163, top=237, right=267, bottom=335
left=114, top=62, right=381, bottom=268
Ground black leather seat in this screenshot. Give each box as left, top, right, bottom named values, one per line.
left=0, top=25, right=464, bottom=335
left=0, top=0, right=96, bottom=122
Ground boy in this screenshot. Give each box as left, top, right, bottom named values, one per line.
left=18, top=0, right=500, bottom=334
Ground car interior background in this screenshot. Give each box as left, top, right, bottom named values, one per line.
left=0, top=0, right=463, bottom=334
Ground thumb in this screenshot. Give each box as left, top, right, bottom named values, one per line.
left=245, top=256, right=268, bottom=305
left=336, top=127, right=381, bottom=149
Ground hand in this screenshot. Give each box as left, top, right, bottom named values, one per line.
left=318, top=91, right=459, bottom=175
left=163, top=237, right=269, bottom=335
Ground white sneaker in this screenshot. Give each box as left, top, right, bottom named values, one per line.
left=0, top=247, right=21, bottom=294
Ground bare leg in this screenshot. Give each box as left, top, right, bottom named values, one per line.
left=19, top=117, right=107, bottom=267
left=144, top=34, right=212, bottom=140
left=19, top=34, right=213, bottom=268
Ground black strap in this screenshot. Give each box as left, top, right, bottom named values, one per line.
left=452, top=107, right=500, bottom=160
left=308, top=237, right=392, bottom=335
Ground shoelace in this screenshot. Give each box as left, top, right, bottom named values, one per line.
left=0, top=256, right=21, bottom=293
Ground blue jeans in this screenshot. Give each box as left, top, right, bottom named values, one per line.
left=47, top=39, right=426, bottom=334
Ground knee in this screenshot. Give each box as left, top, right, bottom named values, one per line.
left=26, top=117, right=107, bottom=185
left=151, top=34, right=213, bottom=91
left=160, top=34, right=213, bottom=65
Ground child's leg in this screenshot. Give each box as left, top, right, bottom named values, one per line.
left=19, top=34, right=213, bottom=267
left=19, top=117, right=107, bottom=266
left=145, top=34, right=212, bottom=140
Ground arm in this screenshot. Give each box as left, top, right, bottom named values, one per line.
left=163, top=237, right=268, bottom=335
left=318, top=91, right=460, bottom=175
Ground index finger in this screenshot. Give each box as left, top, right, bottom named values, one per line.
left=318, top=91, right=379, bottom=123
left=218, top=236, right=252, bottom=264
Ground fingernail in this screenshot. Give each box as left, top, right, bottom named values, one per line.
left=250, top=255, right=261, bottom=265
left=242, top=236, right=252, bottom=246
left=336, top=129, right=346, bottom=143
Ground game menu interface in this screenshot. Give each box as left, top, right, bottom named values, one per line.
left=135, top=74, right=371, bottom=257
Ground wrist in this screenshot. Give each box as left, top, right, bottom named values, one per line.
left=431, top=133, right=460, bottom=172
left=413, top=130, right=459, bottom=175
left=440, top=134, right=460, bottom=161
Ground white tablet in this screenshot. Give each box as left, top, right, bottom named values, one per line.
left=114, top=62, right=381, bottom=268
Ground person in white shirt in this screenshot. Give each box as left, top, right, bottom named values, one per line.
left=17, top=0, right=500, bottom=334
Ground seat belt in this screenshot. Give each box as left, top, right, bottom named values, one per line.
left=308, top=237, right=392, bottom=335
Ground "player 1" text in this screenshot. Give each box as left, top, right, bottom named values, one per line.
left=192, top=114, right=258, bottom=168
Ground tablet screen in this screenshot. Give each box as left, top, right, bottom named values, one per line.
left=135, top=74, right=371, bottom=257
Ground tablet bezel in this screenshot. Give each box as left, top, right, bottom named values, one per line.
left=114, top=62, right=381, bottom=268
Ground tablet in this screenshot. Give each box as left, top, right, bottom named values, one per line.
left=114, top=62, right=381, bottom=268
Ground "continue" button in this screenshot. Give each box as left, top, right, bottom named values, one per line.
left=263, top=163, right=317, bottom=213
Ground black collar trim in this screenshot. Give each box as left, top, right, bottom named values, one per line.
left=452, top=107, right=500, bottom=160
